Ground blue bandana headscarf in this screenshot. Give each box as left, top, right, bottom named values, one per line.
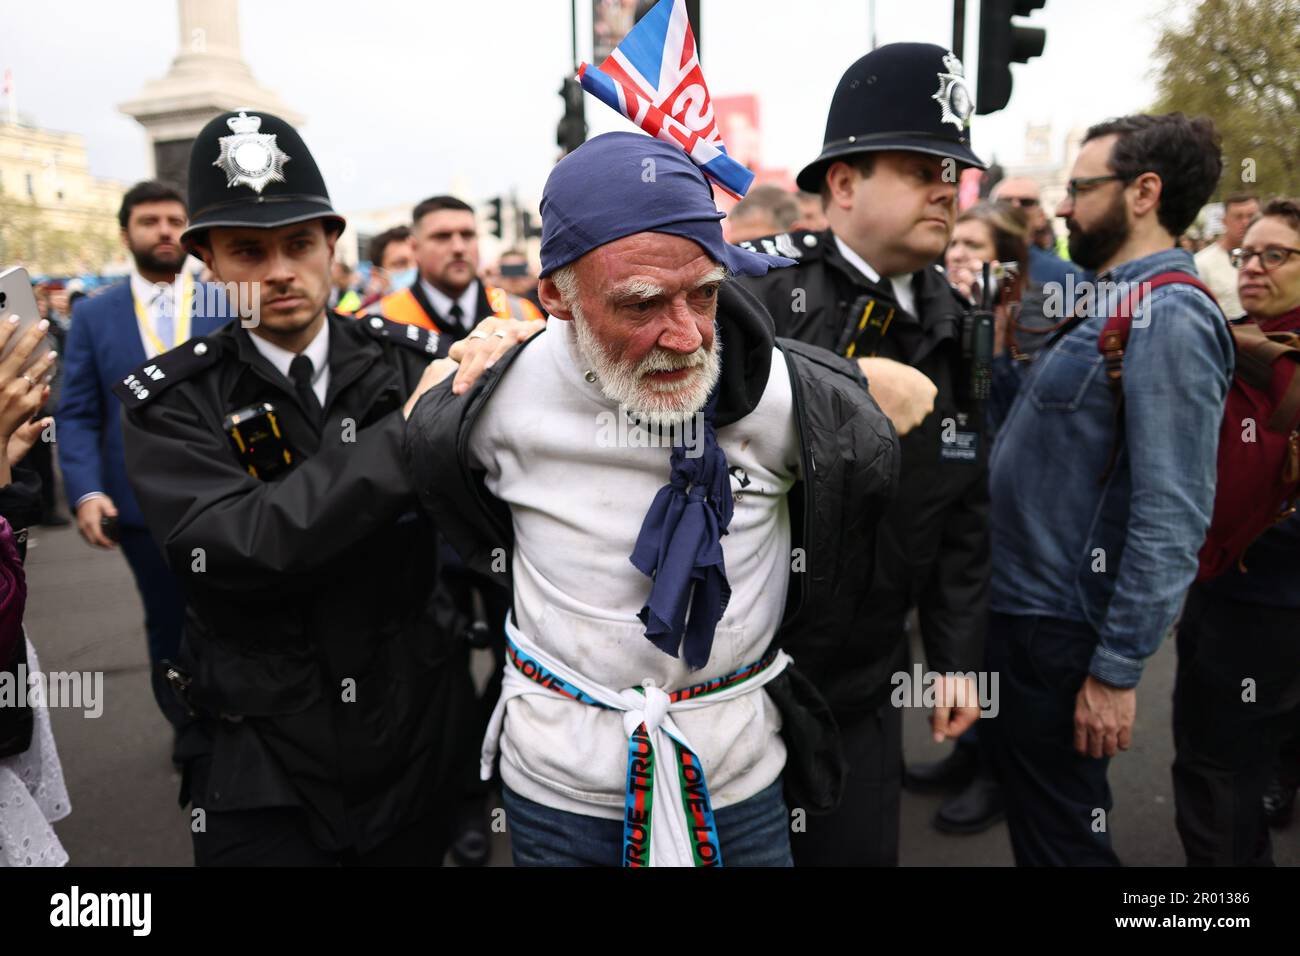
left=539, top=132, right=791, bottom=670
left=539, top=132, right=791, bottom=280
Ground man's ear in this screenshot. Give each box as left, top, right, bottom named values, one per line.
left=537, top=277, right=573, bottom=321
left=1131, top=171, right=1163, bottom=222
left=193, top=241, right=217, bottom=279
left=825, top=162, right=859, bottom=212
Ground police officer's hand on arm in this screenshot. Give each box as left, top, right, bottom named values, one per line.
left=447, top=317, right=546, bottom=396
left=0, top=318, right=56, bottom=488
left=402, top=317, right=546, bottom=418
left=854, top=357, right=937, bottom=436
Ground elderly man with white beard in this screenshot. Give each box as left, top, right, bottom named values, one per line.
left=404, top=131, right=899, bottom=867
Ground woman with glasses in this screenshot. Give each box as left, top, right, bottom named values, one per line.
left=1173, top=197, right=1300, bottom=866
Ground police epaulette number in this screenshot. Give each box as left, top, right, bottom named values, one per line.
left=362, top=315, right=441, bottom=357
left=113, top=338, right=220, bottom=408
left=736, top=230, right=821, bottom=262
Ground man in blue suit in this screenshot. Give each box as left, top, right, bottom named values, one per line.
left=58, top=181, right=230, bottom=729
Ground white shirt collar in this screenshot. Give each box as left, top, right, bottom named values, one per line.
left=420, top=277, right=478, bottom=328
left=130, top=266, right=178, bottom=308
left=247, top=318, right=331, bottom=399
left=833, top=234, right=917, bottom=316
left=833, top=234, right=882, bottom=285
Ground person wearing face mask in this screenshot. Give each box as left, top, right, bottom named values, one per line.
left=736, top=42, right=989, bottom=867
left=355, top=226, right=417, bottom=313
left=1172, top=197, right=1300, bottom=866
left=366, top=195, right=543, bottom=335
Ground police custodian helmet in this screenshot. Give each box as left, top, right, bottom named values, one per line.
left=181, top=109, right=346, bottom=249
left=796, top=42, right=988, bottom=193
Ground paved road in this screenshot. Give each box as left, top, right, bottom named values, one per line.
left=22, top=521, right=1298, bottom=867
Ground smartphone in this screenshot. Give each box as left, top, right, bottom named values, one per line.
left=0, top=266, right=55, bottom=374
left=100, top=514, right=121, bottom=544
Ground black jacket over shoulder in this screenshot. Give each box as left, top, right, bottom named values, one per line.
left=118, top=313, right=475, bottom=854
left=402, top=282, right=899, bottom=812
left=736, top=228, right=990, bottom=712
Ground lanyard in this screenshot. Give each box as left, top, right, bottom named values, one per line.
left=133, top=273, right=194, bottom=356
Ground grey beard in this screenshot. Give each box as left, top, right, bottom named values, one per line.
left=568, top=302, right=721, bottom=427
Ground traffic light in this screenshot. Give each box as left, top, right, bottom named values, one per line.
left=519, top=209, right=543, bottom=240
left=486, top=197, right=504, bottom=240
left=557, top=76, right=587, bottom=156
left=976, top=0, right=1047, bottom=115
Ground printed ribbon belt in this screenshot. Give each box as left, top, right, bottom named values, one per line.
left=481, top=624, right=789, bottom=867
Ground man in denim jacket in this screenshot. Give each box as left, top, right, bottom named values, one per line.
left=985, top=113, right=1231, bottom=865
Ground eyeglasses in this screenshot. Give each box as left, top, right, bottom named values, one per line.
left=1230, top=246, right=1300, bottom=270
left=1001, top=197, right=1040, bottom=208
left=1065, top=175, right=1130, bottom=201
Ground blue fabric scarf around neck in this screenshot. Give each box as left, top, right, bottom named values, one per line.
left=628, top=389, right=734, bottom=671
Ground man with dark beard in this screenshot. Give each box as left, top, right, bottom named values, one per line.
left=983, top=113, right=1231, bottom=865
left=58, top=181, right=229, bottom=728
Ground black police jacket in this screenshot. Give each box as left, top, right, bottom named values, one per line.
left=117, top=312, right=476, bottom=854
left=736, top=228, right=989, bottom=712
left=402, top=282, right=900, bottom=811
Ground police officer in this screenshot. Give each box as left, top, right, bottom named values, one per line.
left=736, top=42, right=989, bottom=866
left=116, top=110, right=541, bottom=865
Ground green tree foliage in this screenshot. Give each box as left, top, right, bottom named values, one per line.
left=0, top=195, right=117, bottom=275
left=1152, top=0, right=1300, bottom=199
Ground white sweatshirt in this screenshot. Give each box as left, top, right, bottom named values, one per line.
left=468, top=318, right=800, bottom=819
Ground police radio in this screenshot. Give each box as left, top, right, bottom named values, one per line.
left=961, top=262, right=1014, bottom=402
left=223, top=402, right=296, bottom=480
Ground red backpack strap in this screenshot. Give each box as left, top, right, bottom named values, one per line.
left=1097, top=271, right=1218, bottom=383
left=1094, top=271, right=1219, bottom=483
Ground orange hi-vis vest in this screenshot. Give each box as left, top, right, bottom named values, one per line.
left=372, top=284, right=542, bottom=333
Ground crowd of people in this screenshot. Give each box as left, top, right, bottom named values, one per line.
left=0, top=37, right=1297, bottom=870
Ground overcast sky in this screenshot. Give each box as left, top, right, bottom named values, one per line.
left=6, top=0, right=1189, bottom=214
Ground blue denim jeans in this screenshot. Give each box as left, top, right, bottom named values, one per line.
left=502, top=778, right=793, bottom=867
